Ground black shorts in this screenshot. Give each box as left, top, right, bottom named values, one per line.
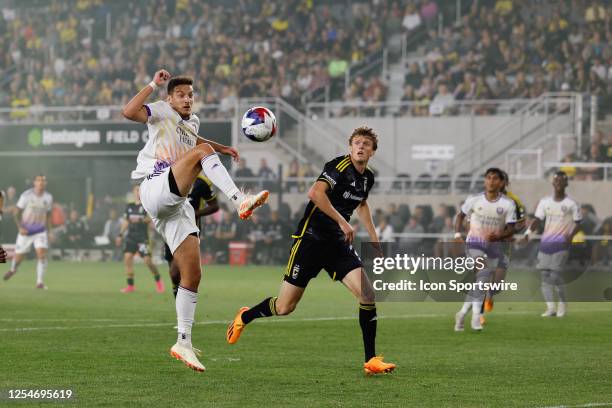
left=123, top=238, right=150, bottom=257
left=164, top=243, right=173, bottom=264
left=284, top=237, right=363, bottom=288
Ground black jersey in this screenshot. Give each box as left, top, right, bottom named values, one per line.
left=293, top=155, right=375, bottom=242
left=188, top=176, right=216, bottom=229
left=125, top=202, right=148, bottom=242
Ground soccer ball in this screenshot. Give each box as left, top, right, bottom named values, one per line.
left=241, top=107, right=277, bottom=142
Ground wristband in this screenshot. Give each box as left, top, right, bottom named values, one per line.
left=454, top=232, right=462, bottom=239
left=148, top=81, right=158, bottom=91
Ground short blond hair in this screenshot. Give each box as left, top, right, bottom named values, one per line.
left=349, top=126, right=378, bottom=151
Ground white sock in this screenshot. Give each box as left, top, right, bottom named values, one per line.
left=472, top=300, right=482, bottom=315
left=36, top=259, right=47, bottom=284
left=176, top=286, right=198, bottom=345
left=10, top=258, right=18, bottom=272
left=200, top=154, right=244, bottom=208
left=545, top=301, right=555, bottom=311
left=459, top=300, right=471, bottom=315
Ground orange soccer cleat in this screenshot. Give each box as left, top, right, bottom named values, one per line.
left=484, top=296, right=494, bottom=312
left=238, top=191, right=269, bottom=220
left=364, top=356, right=396, bottom=375
left=226, top=307, right=249, bottom=344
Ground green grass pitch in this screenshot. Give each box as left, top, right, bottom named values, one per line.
left=1, top=261, right=611, bottom=407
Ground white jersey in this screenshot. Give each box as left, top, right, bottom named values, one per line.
left=131, top=100, right=201, bottom=180
left=17, top=188, right=53, bottom=235
left=534, top=195, right=581, bottom=254
left=461, top=192, right=516, bottom=254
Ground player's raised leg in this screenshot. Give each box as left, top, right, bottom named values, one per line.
left=171, top=143, right=268, bottom=220
left=342, top=267, right=396, bottom=375
left=227, top=280, right=305, bottom=344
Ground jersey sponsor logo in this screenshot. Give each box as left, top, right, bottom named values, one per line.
left=343, top=191, right=365, bottom=201
left=321, top=172, right=336, bottom=187
left=292, top=264, right=300, bottom=280
left=176, top=126, right=196, bottom=147
left=561, top=205, right=568, bottom=212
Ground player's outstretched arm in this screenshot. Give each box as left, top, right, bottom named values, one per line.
left=307, top=181, right=354, bottom=243
left=122, top=69, right=170, bottom=123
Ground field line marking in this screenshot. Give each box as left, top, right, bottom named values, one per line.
left=535, top=403, right=612, bottom=408
left=1, top=308, right=611, bottom=332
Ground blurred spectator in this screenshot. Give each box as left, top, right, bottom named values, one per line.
left=592, top=219, right=612, bottom=265
left=234, top=158, right=255, bottom=190
left=102, top=208, right=122, bottom=261
left=399, top=216, right=424, bottom=253
left=63, top=209, right=89, bottom=249
left=215, top=210, right=238, bottom=263
left=375, top=215, right=394, bottom=242
left=257, top=158, right=277, bottom=191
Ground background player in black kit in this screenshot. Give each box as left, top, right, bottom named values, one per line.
left=117, top=185, right=163, bottom=293
left=226, top=127, right=396, bottom=375
left=164, top=174, right=219, bottom=297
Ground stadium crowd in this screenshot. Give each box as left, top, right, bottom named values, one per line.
left=398, top=0, right=612, bottom=116
left=1, top=0, right=409, bottom=114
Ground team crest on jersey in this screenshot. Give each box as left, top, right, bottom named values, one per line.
left=292, top=264, right=300, bottom=279
left=497, top=207, right=503, bottom=214
left=561, top=205, right=568, bottom=212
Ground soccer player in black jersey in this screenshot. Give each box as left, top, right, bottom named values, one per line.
left=117, top=185, right=163, bottom=293
left=226, top=126, right=396, bottom=375
left=164, top=174, right=219, bottom=298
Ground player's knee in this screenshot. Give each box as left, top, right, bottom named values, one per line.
left=275, top=302, right=296, bottom=316
left=195, top=143, right=215, bottom=157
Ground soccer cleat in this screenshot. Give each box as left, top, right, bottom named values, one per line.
left=170, top=342, right=205, bottom=372
left=238, top=191, right=269, bottom=220
left=3, top=270, right=15, bottom=281
left=120, top=285, right=135, bottom=293
left=541, top=309, right=556, bottom=317
left=364, top=356, right=396, bottom=375
left=155, top=280, right=165, bottom=293
left=35, top=283, right=48, bottom=290
left=557, top=303, right=566, bottom=318
left=454, top=311, right=465, bottom=332
left=226, top=306, right=249, bottom=344
left=471, top=313, right=483, bottom=331
left=484, top=296, right=494, bottom=312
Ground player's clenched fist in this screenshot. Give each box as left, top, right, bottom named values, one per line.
left=153, top=69, right=171, bottom=86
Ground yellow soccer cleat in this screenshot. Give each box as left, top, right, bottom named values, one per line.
left=238, top=191, right=269, bottom=220
left=226, top=307, right=249, bottom=344
left=364, top=356, right=396, bottom=375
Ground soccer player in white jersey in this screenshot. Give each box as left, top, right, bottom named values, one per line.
left=3, top=175, right=53, bottom=288
left=522, top=171, right=581, bottom=317
left=123, top=69, right=268, bottom=372
left=453, top=168, right=516, bottom=331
